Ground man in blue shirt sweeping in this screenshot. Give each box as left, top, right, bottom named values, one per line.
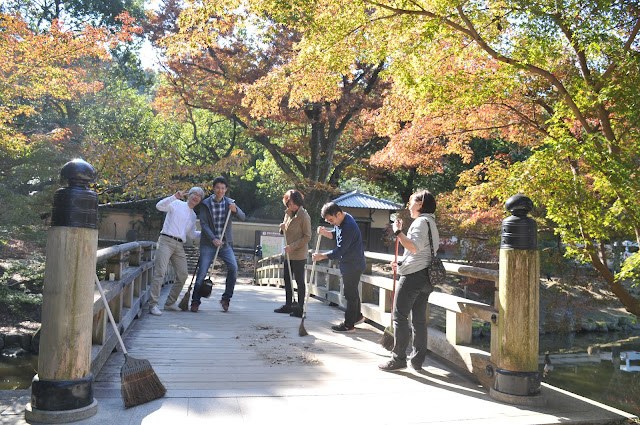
left=312, top=202, right=366, bottom=332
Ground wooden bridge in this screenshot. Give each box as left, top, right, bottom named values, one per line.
left=4, top=242, right=637, bottom=424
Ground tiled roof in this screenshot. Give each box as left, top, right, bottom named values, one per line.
left=331, top=190, right=401, bottom=210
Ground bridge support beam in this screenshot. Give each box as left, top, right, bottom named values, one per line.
left=490, top=194, right=544, bottom=406
left=26, top=159, right=99, bottom=423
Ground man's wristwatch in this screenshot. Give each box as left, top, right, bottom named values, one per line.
left=394, top=229, right=402, bottom=236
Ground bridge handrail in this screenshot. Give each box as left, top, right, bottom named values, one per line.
left=255, top=250, right=499, bottom=361
left=362, top=251, right=499, bottom=283
left=96, top=241, right=149, bottom=263
left=258, top=251, right=498, bottom=282
left=90, top=241, right=164, bottom=377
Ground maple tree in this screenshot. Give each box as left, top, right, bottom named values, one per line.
left=76, top=75, right=253, bottom=205
left=0, top=11, right=139, bottom=180
left=147, top=0, right=389, bottom=217
left=2, top=0, right=145, bottom=31
left=227, top=0, right=640, bottom=314
left=0, top=11, right=142, bottom=241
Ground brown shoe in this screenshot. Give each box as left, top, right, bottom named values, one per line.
left=190, top=303, right=199, bottom=313
left=220, top=299, right=229, bottom=312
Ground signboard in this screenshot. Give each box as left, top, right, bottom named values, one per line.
left=259, top=231, right=284, bottom=259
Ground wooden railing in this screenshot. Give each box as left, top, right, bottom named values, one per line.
left=90, top=241, right=169, bottom=377
left=255, top=250, right=500, bottom=379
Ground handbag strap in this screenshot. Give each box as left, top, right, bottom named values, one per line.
left=426, top=218, right=437, bottom=262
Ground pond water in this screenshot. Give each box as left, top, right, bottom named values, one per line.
left=471, top=330, right=640, bottom=416
left=542, top=358, right=640, bottom=416
left=0, top=355, right=37, bottom=390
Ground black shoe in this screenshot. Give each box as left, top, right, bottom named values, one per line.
left=331, top=322, right=355, bottom=333
left=378, top=359, right=407, bottom=371
left=290, top=310, right=302, bottom=318
left=274, top=304, right=292, bottom=313
left=410, top=359, right=423, bottom=371
left=354, top=314, right=365, bottom=325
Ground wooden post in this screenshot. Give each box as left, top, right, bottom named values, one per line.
left=490, top=194, right=544, bottom=406
left=26, top=159, right=99, bottom=423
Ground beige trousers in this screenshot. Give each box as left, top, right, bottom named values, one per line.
left=149, top=235, right=189, bottom=308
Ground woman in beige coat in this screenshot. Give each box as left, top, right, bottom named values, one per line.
left=274, top=190, right=311, bottom=317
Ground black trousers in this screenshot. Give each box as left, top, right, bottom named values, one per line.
left=342, top=271, right=362, bottom=327
left=283, top=259, right=306, bottom=306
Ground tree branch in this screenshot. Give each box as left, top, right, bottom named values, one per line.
left=454, top=5, right=597, bottom=135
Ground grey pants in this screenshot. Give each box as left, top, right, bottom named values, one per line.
left=392, top=268, right=433, bottom=365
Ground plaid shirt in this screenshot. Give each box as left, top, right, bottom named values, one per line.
left=210, top=197, right=227, bottom=240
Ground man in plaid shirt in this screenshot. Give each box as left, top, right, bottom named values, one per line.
left=191, top=176, right=246, bottom=312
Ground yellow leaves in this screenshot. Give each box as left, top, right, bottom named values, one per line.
left=83, top=137, right=180, bottom=200
left=0, top=11, right=139, bottom=153
left=243, top=61, right=343, bottom=119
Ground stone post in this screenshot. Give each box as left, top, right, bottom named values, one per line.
left=25, top=159, right=99, bottom=423
left=489, top=194, right=544, bottom=406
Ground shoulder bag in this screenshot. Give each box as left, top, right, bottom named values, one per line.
left=426, top=220, right=446, bottom=286
left=200, top=268, right=214, bottom=298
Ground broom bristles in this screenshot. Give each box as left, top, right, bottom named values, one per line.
left=178, top=288, right=191, bottom=311
left=121, top=356, right=166, bottom=408
left=121, top=369, right=166, bottom=408
left=298, top=318, right=308, bottom=337
left=379, top=327, right=395, bottom=351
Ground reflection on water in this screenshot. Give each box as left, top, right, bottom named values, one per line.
left=620, top=351, right=640, bottom=372
left=542, top=357, right=640, bottom=416
left=0, top=355, right=37, bottom=390
left=472, top=330, right=640, bottom=416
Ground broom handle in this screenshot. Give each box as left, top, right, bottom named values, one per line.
left=211, top=208, right=233, bottom=271
left=95, top=274, right=129, bottom=356
left=391, top=237, right=398, bottom=309
left=187, top=256, right=200, bottom=291
left=283, top=228, right=294, bottom=296
left=302, top=234, right=322, bottom=319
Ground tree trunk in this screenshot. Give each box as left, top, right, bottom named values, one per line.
left=589, top=251, right=640, bottom=316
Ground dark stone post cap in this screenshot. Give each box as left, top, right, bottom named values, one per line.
left=51, top=159, right=98, bottom=229
left=501, top=194, right=537, bottom=250
left=60, top=159, right=96, bottom=188
left=505, top=193, right=534, bottom=217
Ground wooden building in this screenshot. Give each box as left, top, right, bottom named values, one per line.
left=330, top=190, right=401, bottom=253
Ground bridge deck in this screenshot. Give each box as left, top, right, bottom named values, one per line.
left=3, top=278, right=637, bottom=424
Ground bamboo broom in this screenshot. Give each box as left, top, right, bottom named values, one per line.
left=282, top=229, right=298, bottom=314
left=379, top=236, right=399, bottom=351
left=178, top=258, right=199, bottom=311
left=94, top=275, right=166, bottom=407
left=299, top=234, right=322, bottom=336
